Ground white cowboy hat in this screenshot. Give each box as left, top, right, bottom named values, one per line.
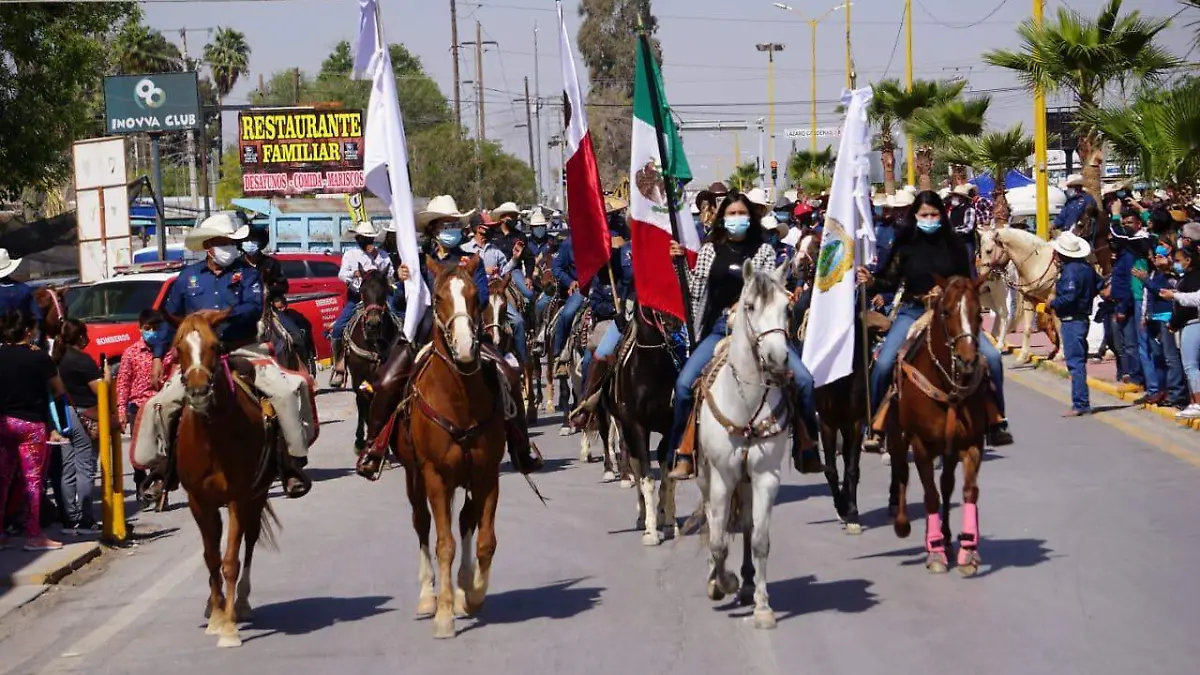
left=871, top=193, right=889, bottom=208
left=903, top=185, right=917, bottom=195
left=491, top=201, right=520, bottom=218
left=604, top=195, right=628, bottom=213
left=690, top=203, right=701, bottom=215
left=1051, top=231, right=1091, bottom=259
left=417, top=195, right=475, bottom=229
left=1058, top=173, right=1085, bottom=189
left=889, top=191, right=915, bottom=209
left=760, top=214, right=787, bottom=233
left=952, top=183, right=976, bottom=197
left=938, top=187, right=951, bottom=199
left=184, top=213, right=250, bottom=252
left=746, top=187, right=772, bottom=208
left=783, top=189, right=799, bottom=202
left=348, top=221, right=382, bottom=238
left=528, top=209, right=549, bottom=227
left=0, top=249, right=22, bottom=279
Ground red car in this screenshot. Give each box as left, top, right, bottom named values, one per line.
left=68, top=253, right=347, bottom=366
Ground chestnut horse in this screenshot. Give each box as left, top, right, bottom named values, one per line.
left=34, top=286, right=68, bottom=346
left=173, top=310, right=280, bottom=648
left=886, top=276, right=990, bottom=576
left=392, top=257, right=507, bottom=639
left=483, top=275, right=537, bottom=422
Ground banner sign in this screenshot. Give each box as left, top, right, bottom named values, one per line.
left=238, top=109, right=365, bottom=195
left=103, top=73, right=202, bottom=134
left=785, top=127, right=842, bottom=139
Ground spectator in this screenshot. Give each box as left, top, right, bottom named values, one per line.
left=1137, top=244, right=1188, bottom=408
left=1110, top=209, right=1151, bottom=387
left=115, top=309, right=176, bottom=501
left=1160, top=245, right=1200, bottom=419
left=50, top=319, right=103, bottom=534
left=1050, top=232, right=1102, bottom=416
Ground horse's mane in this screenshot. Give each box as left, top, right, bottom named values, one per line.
left=359, top=267, right=390, bottom=304
left=994, top=225, right=1047, bottom=250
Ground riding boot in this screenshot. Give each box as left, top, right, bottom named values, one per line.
left=791, top=415, right=823, bottom=474
left=986, top=419, right=1014, bottom=447
left=279, top=455, right=312, bottom=498
left=356, top=339, right=416, bottom=480
left=569, top=356, right=611, bottom=430
left=667, top=408, right=698, bottom=481
left=329, top=338, right=346, bottom=388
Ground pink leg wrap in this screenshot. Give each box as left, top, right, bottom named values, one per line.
left=925, top=513, right=944, bottom=552
left=960, top=503, right=979, bottom=549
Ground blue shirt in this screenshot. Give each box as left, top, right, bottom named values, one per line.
left=163, top=260, right=263, bottom=348
left=1145, top=270, right=1175, bottom=321
left=1111, top=247, right=1137, bottom=317
left=1049, top=259, right=1101, bottom=319
left=1053, top=193, right=1096, bottom=231
left=551, top=237, right=577, bottom=289
left=418, top=247, right=489, bottom=308
left=0, top=280, right=42, bottom=322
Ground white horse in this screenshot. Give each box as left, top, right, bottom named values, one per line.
left=693, top=261, right=792, bottom=630
left=976, top=225, right=1060, bottom=362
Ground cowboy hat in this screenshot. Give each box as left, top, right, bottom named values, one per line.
left=528, top=209, right=549, bottom=227
left=745, top=187, right=772, bottom=208
left=1102, top=179, right=1132, bottom=195
left=1170, top=208, right=1189, bottom=224
left=1182, top=222, right=1200, bottom=241
left=889, top=191, right=915, bottom=209
left=478, top=211, right=500, bottom=227
left=185, top=212, right=250, bottom=252
left=1060, top=173, right=1085, bottom=189
left=604, top=195, right=628, bottom=213
left=0, top=249, right=22, bottom=279
left=938, top=187, right=951, bottom=199
left=871, top=193, right=889, bottom=208
left=491, top=201, right=520, bottom=218
left=417, top=195, right=476, bottom=229
left=348, top=221, right=382, bottom=238
left=773, top=196, right=794, bottom=211
left=707, top=181, right=729, bottom=196
left=952, top=183, right=976, bottom=197
left=1051, top=231, right=1091, bottom=259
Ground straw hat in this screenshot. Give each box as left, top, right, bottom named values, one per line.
left=745, top=187, right=772, bottom=208
left=952, top=183, right=976, bottom=197
left=937, top=187, right=951, bottom=199
left=1169, top=208, right=1188, bottom=224
left=889, top=191, right=915, bottom=209
left=604, top=195, right=628, bottom=213
left=1060, top=173, right=1085, bottom=189
left=418, top=195, right=475, bottom=229
left=491, top=201, right=520, bottom=218
left=185, top=213, right=250, bottom=252
left=1051, top=231, right=1091, bottom=259
left=1182, top=222, right=1200, bottom=240
left=348, top=221, right=382, bottom=238
left=0, top=249, right=22, bottom=279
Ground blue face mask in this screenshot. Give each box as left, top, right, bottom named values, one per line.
left=1174, top=262, right=1187, bottom=275
left=241, top=240, right=261, bottom=256
left=140, top=329, right=157, bottom=344
left=764, top=232, right=778, bottom=244
left=724, top=215, right=752, bottom=236
left=873, top=206, right=884, bottom=217
left=916, top=217, right=942, bottom=234
left=532, top=226, right=546, bottom=238
left=437, top=229, right=463, bottom=247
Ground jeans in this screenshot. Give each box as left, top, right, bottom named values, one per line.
left=552, top=292, right=585, bottom=356
left=1061, top=319, right=1091, bottom=412
left=1181, top=322, right=1200, bottom=397
left=1149, top=321, right=1188, bottom=404
left=870, top=303, right=1006, bottom=417
left=1135, top=303, right=1157, bottom=394
left=581, top=320, right=623, bottom=381
left=331, top=299, right=358, bottom=339
left=535, top=294, right=552, bottom=324
left=506, top=303, right=527, bottom=363
left=1117, top=311, right=1144, bottom=387
left=510, top=269, right=535, bottom=301
left=56, top=407, right=97, bottom=527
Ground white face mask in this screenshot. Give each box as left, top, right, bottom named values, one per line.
left=210, top=245, right=239, bottom=268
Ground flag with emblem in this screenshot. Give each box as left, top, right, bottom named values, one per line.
left=629, top=30, right=698, bottom=321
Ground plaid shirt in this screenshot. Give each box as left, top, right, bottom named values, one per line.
left=972, top=195, right=994, bottom=229
left=115, top=340, right=175, bottom=421
left=686, top=241, right=778, bottom=337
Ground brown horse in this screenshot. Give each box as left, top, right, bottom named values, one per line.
left=886, top=275, right=990, bottom=576
left=483, top=275, right=537, bottom=422
left=34, top=286, right=67, bottom=344
left=392, top=257, right=507, bottom=639
left=174, top=310, right=281, bottom=648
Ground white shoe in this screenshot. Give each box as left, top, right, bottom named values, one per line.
left=1176, top=404, right=1200, bottom=419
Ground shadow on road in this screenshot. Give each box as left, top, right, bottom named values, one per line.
left=775, top=482, right=828, bottom=506
left=851, top=537, right=1053, bottom=577
left=738, top=574, right=878, bottom=622
left=306, top=467, right=356, bottom=483
left=457, top=577, right=602, bottom=633
left=241, top=595, right=395, bottom=641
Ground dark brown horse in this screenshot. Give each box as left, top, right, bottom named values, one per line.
left=172, top=310, right=280, bottom=648
left=886, top=275, right=990, bottom=576
left=483, top=275, right=538, bottom=422
left=345, top=268, right=397, bottom=451
left=391, top=256, right=507, bottom=639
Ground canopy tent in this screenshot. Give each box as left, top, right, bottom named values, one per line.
left=970, top=170, right=1035, bottom=198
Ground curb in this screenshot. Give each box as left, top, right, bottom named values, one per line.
left=1, top=542, right=103, bottom=587
left=1007, top=342, right=1200, bottom=431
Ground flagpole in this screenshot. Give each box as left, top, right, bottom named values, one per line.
left=637, top=5, right=696, bottom=349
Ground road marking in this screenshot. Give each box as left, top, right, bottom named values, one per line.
left=37, top=550, right=201, bottom=674
left=1008, top=368, right=1200, bottom=469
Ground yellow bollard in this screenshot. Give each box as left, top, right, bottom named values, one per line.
left=97, top=356, right=127, bottom=543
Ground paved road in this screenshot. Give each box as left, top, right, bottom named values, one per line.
left=2, top=360, right=1199, bottom=675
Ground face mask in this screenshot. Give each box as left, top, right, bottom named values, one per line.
left=764, top=232, right=778, bottom=244
left=210, top=245, right=238, bottom=267
left=241, top=241, right=261, bottom=256
left=916, top=217, right=942, bottom=234
left=724, top=215, right=751, bottom=236
left=141, top=329, right=158, bottom=344
left=532, top=226, right=546, bottom=238
left=873, top=206, right=884, bottom=217
left=356, top=237, right=375, bottom=251
left=1174, top=262, right=1187, bottom=275
left=438, top=229, right=463, bottom=247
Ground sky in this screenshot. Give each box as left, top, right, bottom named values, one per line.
left=143, top=0, right=1197, bottom=198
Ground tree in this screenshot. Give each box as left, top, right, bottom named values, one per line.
left=577, top=0, right=662, bottom=186
left=787, top=148, right=835, bottom=183
left=0, top=2, right=137, bottom=202
left=215, top=143, right=243, bottom=208
left=889, top=79, right=967, bottom=190
left=727, top=161, right=759, bottom=192
left=907, top=95, right=991, bottom=188
left=944, top=125, right=1036, bottom=227
left=867, top=79, right=906, bottom=195
left=983, top=0, right=1178, bottom=199
left=112, top=19, right=183, bottom=74
left=203, top=27, right=251, bottom=175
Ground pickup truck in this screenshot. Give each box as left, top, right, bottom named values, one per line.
left=67, top=253, right=346, bottom=366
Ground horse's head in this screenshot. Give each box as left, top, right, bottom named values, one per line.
left=358, top=267, right=391, bottom=341
left=484, top=276, right=510, bottom=346
left=976, top=226, right=1007, bottom=273
left=934, top=275, right=986, bottom=379
left=34, top=287, right=67, bottom=337
left=430, top=254, right=482, bottom=366
left=174, top=309, right=231, bottom=415
left=790, top=233, right=820, bottom=283
left=735, top=260, right=792, bottom=385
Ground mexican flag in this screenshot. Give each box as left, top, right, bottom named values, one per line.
left=629, top=35, right=699, bottom=322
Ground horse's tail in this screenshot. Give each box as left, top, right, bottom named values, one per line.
left=258, top=501, right=282, bottom=552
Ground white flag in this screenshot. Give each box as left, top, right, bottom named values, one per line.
left=801, top=87, right=876, bottom=387
left=353, top=0, right=427, bottom=341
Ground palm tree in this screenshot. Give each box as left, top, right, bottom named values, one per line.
left=983, top=0, right=1178, bottom=199
left=112, top=22, right=183, bottom=74
left=944, top=125, right=1035, bottom=227
left=727, top=161, right=760, bottom=192
left=906, top=95, right=991, bottom=188
left=798, top=171, right=833, bottom=199
left=203, top=27, right=251, bottom=175
left=787, top=148, right=835, bottom=184
left=888, top=79, right=965, bottom=191
left=867, top=79, right=905, bottom=194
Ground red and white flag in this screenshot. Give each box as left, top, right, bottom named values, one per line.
left=557, top=0, right=610, bottom=289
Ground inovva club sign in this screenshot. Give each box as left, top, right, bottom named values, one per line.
left=103, top=73, right=202, bottom=134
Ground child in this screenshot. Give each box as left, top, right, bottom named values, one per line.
left=1049, top=232, right=1103, bottom=416
left=115, top=310, right=174, bottom=498
left=1139, top=244, right=1188, bottom=408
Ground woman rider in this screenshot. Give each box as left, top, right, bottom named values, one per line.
left=857, top=190, right=1014, bottom=451
left=667, top=192, right=823, bottom=480
left=355, top=195, right=543, bottom=478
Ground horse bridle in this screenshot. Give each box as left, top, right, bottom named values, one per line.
left=434, top=308, right=481, bottom=375
left=929, top=291, right=981, bottom=397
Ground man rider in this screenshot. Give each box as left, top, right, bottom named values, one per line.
left=1054, top=174, right=1095, bottom=232
left=240, top=226, right=306, bottom=356
left=465, top=212, right=527, bottom=364
left=131, top=213, right=314, bottom=497
left=550, top=228, right=583, bottom=367
left=0, top=248, right=42, bottom=323
left=354, top=195, right=544, bottom=479
left=526, top=210, right=554, bottom=326
left=330, top=221, right=394, bottom=388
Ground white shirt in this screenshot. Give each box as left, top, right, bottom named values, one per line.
left=338, top=247, right=395, bottom=292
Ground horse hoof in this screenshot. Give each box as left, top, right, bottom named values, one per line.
left=217, top=634, right=242, bottom=649
left=845, top=522, right=863, bottom=535
left=641, top=532, right=663, bottom=547
left=234, top=603, right=253, bottom=622
left=579, top=447, right=591, bottom=462
left=661, top=526, right=677, bottom=542
left=880, top=453, right=891, bottom=466
left=957, top=548, right=981, bottom=577
left=601, top=470, right=616, bottom=483
left=737, top=585, right=755, bottom=607
left=753, top=609, right=777, bottom=630
left=894, top=521, right=912, bottom=538
left=559, top=427, right=573, bottom=437
left=205, top=621, right=222, bottom=636
left=416, top=594, right=437, bottom=617
left=926, top=553, right=949, bottom=574
left=720, top=572, right=740, bottom=596
left=354, top=439, right=367, bottom=453
left=432, top=615, right=456, bottom=639
left=706, top=580, right=727, bottom=602
left=620, top=479, right=634, bottom=489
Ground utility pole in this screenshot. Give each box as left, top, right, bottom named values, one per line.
left=450, top=0, right=462, bottom=130
left=905, top=0, right=915, bottom=187
left=524, top=77, right=537, bottom=200
left=293, top=67, right=301, bottom=105
left=756, top=43, right=785, bottom=189
left=462, top=25, right=497, bottom=209
left=1033, top=0, right=1050, bottom=240
left=180, top=28, right=200, bottom=211
left=533, top=21, right=543, bottom=203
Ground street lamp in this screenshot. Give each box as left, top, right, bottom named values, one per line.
left=756, top=42, right=785, bottom=189
left=774, top=2, right=852, bottom=151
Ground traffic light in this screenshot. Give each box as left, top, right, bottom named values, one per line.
left=770, top=160, right=778, bottom=181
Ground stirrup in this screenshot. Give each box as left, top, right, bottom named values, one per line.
left=863, top=432, right=883, bottom=453
left=667, top=456, right=695, bottom=481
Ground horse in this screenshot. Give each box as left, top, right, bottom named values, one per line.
left=976, top=225, right=1061, bottom=362
left=483, top=275, right=539, bottom=423
left=609, top=305, right=682, bottom=544
left=344, top=268, right=398, bottom=451
left=885, top=275, right=991, bottom=576
left=34, top=286, right=68, bottom=348
left=390, top=256, right=507, bottom=639
left=1072, top=202, right=1113, bottom=277
left=976, top=257, right=1013, bottom=347
left=691, top=261, right=793, bottom=630
left=171, top=310, right=281, bottom=648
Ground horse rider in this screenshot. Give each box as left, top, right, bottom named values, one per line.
left=856, top=190, right=1014, bottom=452
left=666, top=191, right=823, bottom=480
left=0, top=248, right=41, bottom=324
left=330, top=221, right=393, bottom=389
left=355, top=195, right=544, bottom=479
left=526, top=210, right=555, bottom=326
left=239, top=226, right=307, bottom=353
left=133, top=213, right=314, bottom=497
left=465, top=211, right=527, bottom=364
left=1054, top=174, right=1095, bottom=232
left=948, top=184, right=980, bottom=268
left=549, top=225, right=584, bottom=366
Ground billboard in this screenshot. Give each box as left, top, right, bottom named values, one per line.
left=103, top=73, right=202, bottom=134
left=238, top=109, right=365, bottom=195
left=73, top=137, right=132, bottom=283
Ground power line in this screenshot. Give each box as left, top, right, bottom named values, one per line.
left=914, top=0, right=1012, bottom=30
left=880, top=4, right=908, bottom=79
